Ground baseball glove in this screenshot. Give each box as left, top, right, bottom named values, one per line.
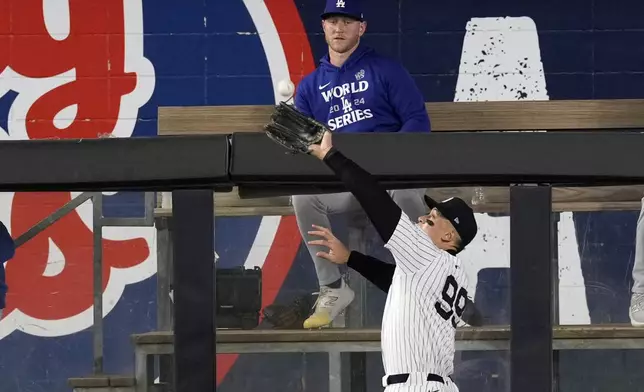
left=264, top=102, right=329, bottom=154
left=262, top=293, right=317, bottom=329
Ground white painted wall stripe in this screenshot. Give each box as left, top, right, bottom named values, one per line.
left=243, top=0, right=291, bottom=105
left=241, top=0, right=294, bottom=270
left=452, top=16, right=590, bottom=325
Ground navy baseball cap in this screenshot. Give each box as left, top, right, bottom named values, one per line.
left=321, top=0, right=364, bottom=21
left=424, top=195, right=478, bottom=253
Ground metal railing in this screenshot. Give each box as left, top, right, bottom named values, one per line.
left=13, top=191, right=156, bottom=374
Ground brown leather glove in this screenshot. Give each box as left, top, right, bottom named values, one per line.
left=262, top=293, right=317, bottom=329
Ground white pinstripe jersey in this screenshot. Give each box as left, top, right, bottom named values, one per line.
left=381, top=212, right=470, bottom=377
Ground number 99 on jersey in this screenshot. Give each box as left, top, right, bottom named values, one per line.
left=435, top=275, right=468, bottom=328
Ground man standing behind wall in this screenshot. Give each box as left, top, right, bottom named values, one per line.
left=292, top=0, right=431, bottom=329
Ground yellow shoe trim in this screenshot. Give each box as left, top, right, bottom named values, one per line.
left=303, top=313, right=332, bottom=329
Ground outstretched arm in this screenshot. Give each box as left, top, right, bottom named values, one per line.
left=346, top=251, right=396, bottom=292
left=309, top=132, right=445, bottom=275
left=321, top=146, right=403, bottom=244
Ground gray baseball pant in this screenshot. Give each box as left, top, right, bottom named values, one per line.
left=292, top=188, right=428, bottom=286
left=632, top=197, right=644, bottom=294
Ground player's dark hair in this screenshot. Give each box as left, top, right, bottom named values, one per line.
left=449, top=237, right=463, bottom=256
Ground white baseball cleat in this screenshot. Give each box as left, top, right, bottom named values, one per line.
left=303, top=279, right=355, bottom=329
left=630, top=293, right=644, bottom=327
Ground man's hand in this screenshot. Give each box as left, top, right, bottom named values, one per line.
left=307, top=224, right=350, bottom=264
left=308, top=131, right=333, bottom=160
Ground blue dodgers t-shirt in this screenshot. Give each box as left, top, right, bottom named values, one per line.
left=295, top=44, right=430, bottom=133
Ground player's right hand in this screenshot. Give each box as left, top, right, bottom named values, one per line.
left=307, top=224, right=350, bottom=264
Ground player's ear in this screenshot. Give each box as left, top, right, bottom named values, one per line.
left=443, top=230, right=459, bottom=248
left=359, top=21, right=367, bottom=36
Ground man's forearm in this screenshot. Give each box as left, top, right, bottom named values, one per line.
left=346, top=251, right=395, bottom=292
left=322, top=147, right=402, bottom=243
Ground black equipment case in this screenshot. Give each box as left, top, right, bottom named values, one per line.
left=216, top=266, right=262, bottom=329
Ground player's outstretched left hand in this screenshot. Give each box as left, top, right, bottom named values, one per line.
left=307, top=224, right=350, bottom=264
left=308, top=131, right=333, bottom=160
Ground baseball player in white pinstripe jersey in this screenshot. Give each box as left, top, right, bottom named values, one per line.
left=306, top=131, right=479, bottom=392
